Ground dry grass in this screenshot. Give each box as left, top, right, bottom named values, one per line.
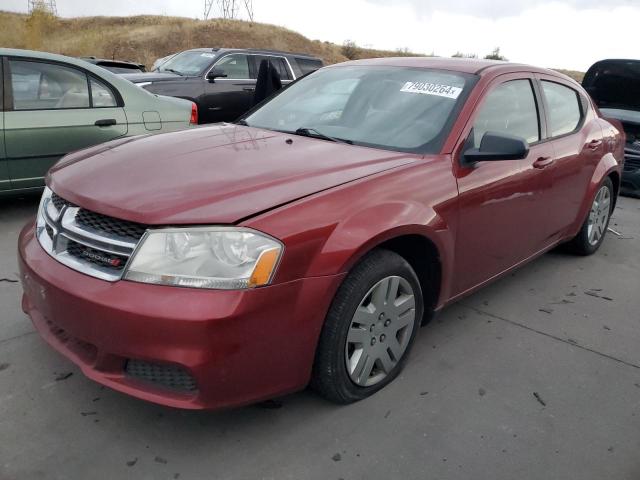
left=0, top=10, right=584, bottom=80
left=0, top=10, right=422, bottom=67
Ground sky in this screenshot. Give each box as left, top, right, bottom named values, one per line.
left=3, top=0, right=639, bottom=71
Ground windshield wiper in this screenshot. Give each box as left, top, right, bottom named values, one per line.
left=294, top=127, right=353, bottom=145
left=161, top=68, right=184, bottom=76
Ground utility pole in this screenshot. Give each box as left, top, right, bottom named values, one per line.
left=28, top=0, right=57, bottom=15
left=204, top=0, right=215, bottom=19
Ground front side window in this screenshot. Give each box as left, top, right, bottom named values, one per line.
left=214, top=54, right=251, bottom=79
left=245, top=66, right=475, bottom=153
left=542, top=81, right=582, bottom=137
left=472, top=79, right=540, bottom=147
left=90, top=78, right=117, bottom=107
left=10, top=59, right=90, bottom=110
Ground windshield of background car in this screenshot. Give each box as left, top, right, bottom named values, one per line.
left=158, top=51, right=216, bottom=75
left=244, top=66, right=476, bottom=153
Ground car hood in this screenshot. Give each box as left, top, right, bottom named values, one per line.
left=121, top=72, right=185, bottom=83
left=583, top=59, right=640, bottom=112
left=48, top=125, right=420, bottom=225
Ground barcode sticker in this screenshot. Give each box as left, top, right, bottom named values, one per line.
left=400, top=81, right=463, bottom=99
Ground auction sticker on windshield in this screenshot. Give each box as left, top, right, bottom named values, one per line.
left=400, top=81, right=463, bottom=99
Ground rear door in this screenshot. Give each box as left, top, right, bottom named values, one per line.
left=536, top=75, right=603, bottom=236
left=4, top=57, right=127, bottom=190
left=0, top=58, right=10, bottom=191
left=201, top=53, right=256, bottom=123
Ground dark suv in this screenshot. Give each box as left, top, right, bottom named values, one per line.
left=122, top=48, right=323, bottom=124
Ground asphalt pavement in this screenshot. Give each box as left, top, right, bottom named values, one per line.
left=1, top=193, right=639, bottom=480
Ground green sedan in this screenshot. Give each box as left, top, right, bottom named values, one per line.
left=0, top=49, right=197, bottom=195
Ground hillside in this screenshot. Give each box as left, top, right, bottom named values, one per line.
left=0, top=10, right=584, bottom=81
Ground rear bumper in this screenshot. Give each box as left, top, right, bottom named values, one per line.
left=18, top=222, right=344, bottom=409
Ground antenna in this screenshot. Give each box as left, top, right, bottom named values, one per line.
left=28, top=0, right=58, bottom=15
left=204, top=0, right=214, bottom=19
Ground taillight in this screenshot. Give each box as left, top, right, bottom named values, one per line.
left=190, top=102, right=198, bottom=125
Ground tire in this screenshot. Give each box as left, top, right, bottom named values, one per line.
left=311, top=249, right=424, bottom=404
left=564, top=177, right=614, bottom=256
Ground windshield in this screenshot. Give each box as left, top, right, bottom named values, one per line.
left=157, top=51, right=216, bottom=76
left=244, top=66, right=475, bottom=153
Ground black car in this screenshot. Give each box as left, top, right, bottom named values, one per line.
left=80, top=57, right=147, bottom=74
left=122, top=48, right=324, bottom=124
left=583, top=59, right=640, bottom=197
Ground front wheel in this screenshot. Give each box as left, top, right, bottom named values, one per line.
left=565, top=177, right=614, bottom=255
left=311, top=249, right=424, bottom=404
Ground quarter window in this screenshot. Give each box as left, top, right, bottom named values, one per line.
left=542, top=81, right=582, bottom=137
left=214, top=54, right=250, bottom=79
left=90, top=77, right=117, bottom=107
left=472, top=79, right=540, bottom=147
left=10, top=59, right=90, bottom=110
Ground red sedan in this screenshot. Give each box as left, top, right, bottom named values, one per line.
left=18, top=58, right=624, bottom=409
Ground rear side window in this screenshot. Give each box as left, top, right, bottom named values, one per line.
left=9, top=59, right=90, bottom=110
left=296, top=57, right=323, bottom=75
left=472, top=79, right=540, bottom=147
left=542, top=81, right=582, bottom=137
left=251, top=56, right=292, bottom=81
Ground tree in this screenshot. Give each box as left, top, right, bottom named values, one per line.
left=26, top=3, right=56, bottom=49
left=484, top=47, right=507, bottom=61
left=341, top=40, right=360, bottom=60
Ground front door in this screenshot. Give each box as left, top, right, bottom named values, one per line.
left=202, top=53, right=256, bottom=123
left=452, top=76, right=556, bottom=296
left=4, top=57, right=127, bottom=190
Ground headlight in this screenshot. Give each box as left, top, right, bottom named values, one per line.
left=36, top=187, right=52, bottom=231
left=124, top=227, right=283, bottom=290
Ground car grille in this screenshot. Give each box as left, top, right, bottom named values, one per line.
left=624, top=146, right=640, bottom=172
left=76, top=209, right=147, bottom=243
left=37, top=191, right=148, bottom=281
left=125, top=360, right=198, bottom=393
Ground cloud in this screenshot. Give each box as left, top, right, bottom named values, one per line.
left=367, top=0, right=637, bottom=18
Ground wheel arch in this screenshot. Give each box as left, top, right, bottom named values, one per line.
left=338, top=227, right=446, bottom=323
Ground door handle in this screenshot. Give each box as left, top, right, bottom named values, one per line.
left=588, top=139, right=603, bottom=151
left=533, top=156, right=554, bottom=169
left=243, top=87, right=255, bottom=92
left=95, top=119, right=117, bottom=127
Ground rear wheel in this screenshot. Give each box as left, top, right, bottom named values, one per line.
left=311, top=249, right=424, bottom=404
left=565, top=177, right=614, bottom=255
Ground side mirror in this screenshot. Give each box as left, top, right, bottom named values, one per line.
left=464, top=131, right=529, bottom=163
left=206, top=67, right=227, bottom=82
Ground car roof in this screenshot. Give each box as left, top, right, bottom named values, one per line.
left=183, top=47, right=320, bottom=60
left=329, top=56, right=572, bottom=80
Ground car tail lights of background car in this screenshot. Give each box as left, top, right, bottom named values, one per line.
left=190, top=102, right=198, bottom=125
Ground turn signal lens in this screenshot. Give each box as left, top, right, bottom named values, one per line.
left=248, top=248, right=281, bottom=288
